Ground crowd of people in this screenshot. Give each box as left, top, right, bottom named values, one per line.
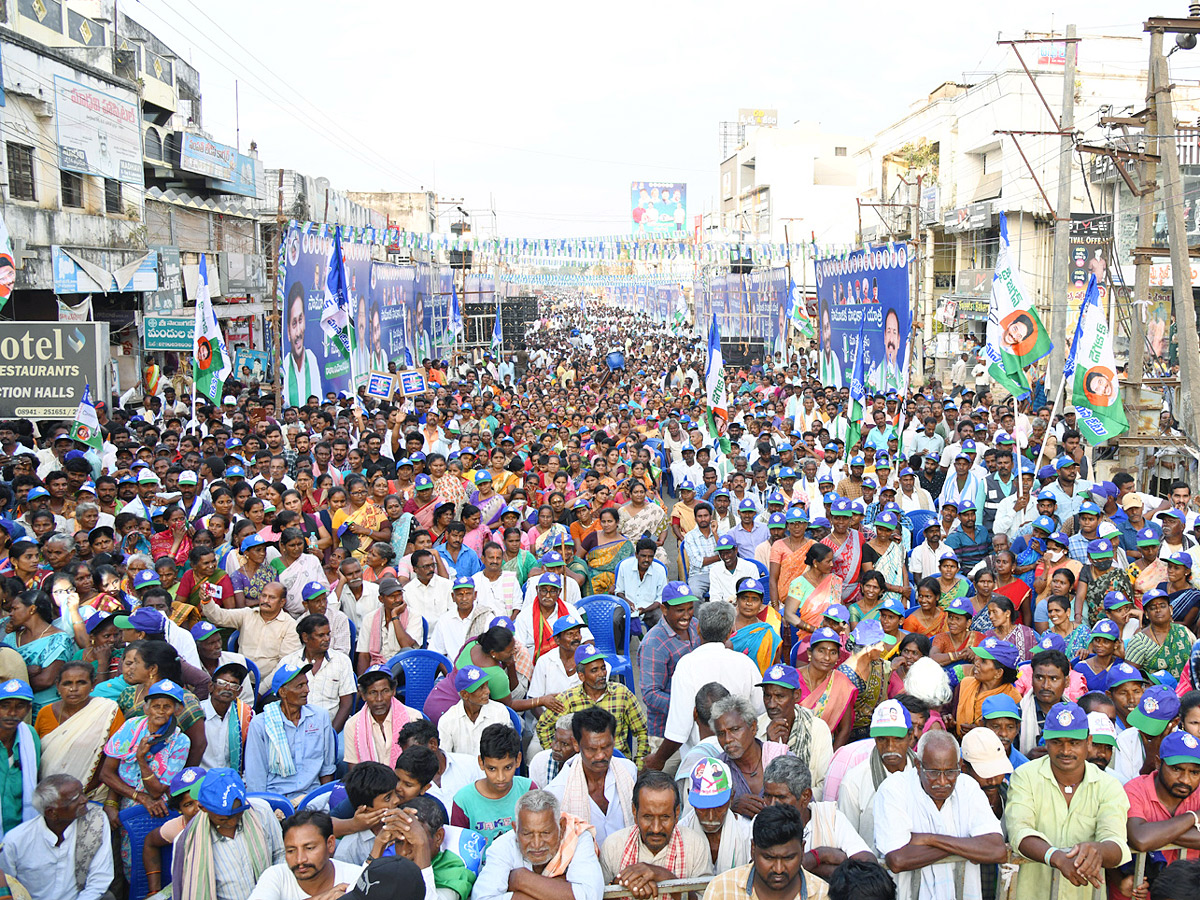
left=0, top=298, right=1196, bottom=900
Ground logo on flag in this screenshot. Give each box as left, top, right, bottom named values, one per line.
left=984, top=213, right=1052, bottom=399
left=1066, top=275, right=1128, bottom=444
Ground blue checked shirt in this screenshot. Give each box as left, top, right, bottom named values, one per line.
left=682, top=527, right=718, bottom=573
left=637, top=617, right=701, bottom=737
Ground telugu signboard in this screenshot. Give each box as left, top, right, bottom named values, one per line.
left=0, top=322, right=110, bottom=418
left=179, top=134, right=258, bottom=198
left=53, top=75, right=142, bottom=185
left=631, top=182, right=686, bottom=236
left=142, top=315, right=193, bottom=351
left=737, top=108, right=778, bottom=127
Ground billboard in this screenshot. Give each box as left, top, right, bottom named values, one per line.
left=631, top=182, right=686, bottom=236
left=53, top=75, right=143, bottom=185
left=738, top=108, right=779, bottom=127
left=141, top=315, right=193, bottom=351
left=814, top=246, right=912, bottom=393
left=0, top=322, right=110, bottom=418
left=1069, top=213, right=1112, bottom=304
left=179, top=134, right=259, bottom=198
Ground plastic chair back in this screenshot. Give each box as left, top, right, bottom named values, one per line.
left=507, top=706, right=523, bottom=736
left=248, top=791, right=295, bottom=818
left=348, top=619, right=358, bottom=655
left=119, top=804, right=172, bottom=900
left=386, top=649, right=453, bottom=710
left=906, top=510, right=938, bottom=549
left=298, top=781, right=339, bottom=810
left=243, top=657, right=261, bottom=698
left=752, top=559, right=770, bottom=581
left=226, top=629, right=240, bottom=652
left=577, top=594, right=633, bottom=683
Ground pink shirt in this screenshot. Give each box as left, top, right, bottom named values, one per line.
left=1125, top=773, right=1200, bottom=863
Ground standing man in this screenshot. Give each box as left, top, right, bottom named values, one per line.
left=681, top=504, right=720, bottom=600
left=1126, top=730, right=1200, bottom=865
left=637, top=582, right=701, bottom=756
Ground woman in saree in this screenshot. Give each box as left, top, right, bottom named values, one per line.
left=796, top=626, right=856, bottom=749
left=934, top=550, right=972, bottom=608
left=281, top=489, right=332, bottom=554
left=9, top=540, right=43, bottom=590
left=428, top=452, right=469, bottom=518
left=770, top=511, right=812, bottom=609
left=501, top=527, right=538, bottom=588
left=1075, top=537, right=1134, bottom=628
left=117, top=640, right=206, bottom=767
left=1164, top=552, right=1200, bottom=629
left=151, top=505, right=193, bottom=570
left=275, top=526, right=329, bottom=615
left=615, top=460, right=656, bottom=504
left=231, top=532, right=282, bottom=607
left=730, top=577, right=781, bottom=676
left=429, top=502, right=457, bottom=546
left=1129, top=524, right=1168, bottom=606
left=784, top=543, right=843, bottom=648
left=1032, top=531, right=1081, bottom=612
left=526, top=505, right=568, bottom=555
left=840, top=620, right=889, bottom=742
left=821, top=500, right=863, bottom=604
left=487, top=448, right=518, bottom=499
left=617, top=480, right=668, bottom=550
left=582, top=508, right=634, bottom=595
left=316, top=486, right=348, bottom=547
left=993, top=550, right=1032, bottom=623
left=1043, top=594, right=1091, bottom=660
left=471, top=473, right=508, bottom=531
left=1073, top=618, right=1122, bottom=692
left=888, top=632, right=933, bottom=697
left=337, top=476, right=391, bottom=560
left=4, top=588, right=73, bottom=713
left=953, top=636, right=1022, bottom=738
left=363, top=541, right=400, bottom=585
left=849, top=571, right=886, bottom=625
left=385, top=495, right=414, bottom=564
left=295, top=468, right=325, bottom=517
left=982, top=595, right=1038, bottom=662
left=930, top=596, right=984, bottom=669
left=859, top=511, right=908, bottom=609
left=1125, top=588, right=1196, bottom=678
left=403, top=477, right=439, bottom=531
left=902, top=577, right=948, bottom=637
left=36, top=661, right=123, bottom=797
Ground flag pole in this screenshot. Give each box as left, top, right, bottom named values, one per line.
left=1032, top=364, right=1070, bottom=477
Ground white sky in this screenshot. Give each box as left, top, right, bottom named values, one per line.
left=129, top=0, right=1181, bottom=237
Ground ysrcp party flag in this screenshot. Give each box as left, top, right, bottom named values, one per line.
left=704, top=313, right=728, bottom=445
left=985, top=212, right=1051, bottom=399
left=491, top=302, right=503, bottom=352
left=845, top=314, right=867, bottom=460
left=1067, top=274, right=1128, bottom=444
left=69, top=382, right=103, bottom=451
left=449, top=284, right=463, bottom=343
left=789, top=277, right=815, bottom=340
left=192, top=254, right=231, bottom=403
left=321, top=227, right=353, bottom=364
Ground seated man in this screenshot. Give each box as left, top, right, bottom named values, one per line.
left=530, top=713, right=577, bottom=787
left=1125, top=730, right=1200, bottom=869
left=0, top=774, right=112, bottom=900
left=838, top=700, right=916, bottom=847
left=874, top=731, right=1006, bottom=900
left=546, top=706, right=639, bottom=848
left=755, top=664, right=833, bottom=800
left=678, top=757, right=753, bottom=874
left=1113, top=686, right=1181, bottom=785
left=343, top=665, right=424, bottom=769
left=473, top=789, right=603, bottom=900
left=199, top=660, right=253, bottom=770
left=436, top=666, right=511, bottom=757
left=450, top=724, right=532, bottom=847
left=599, top=770, right=710, bottom=886
left=247, top=810, right=364, bottom=900
left=700, top=804, right=808, bottom=900
left=1086, top=711, right=1118, bottom=771
left=244, top=662, right=337, bottom=801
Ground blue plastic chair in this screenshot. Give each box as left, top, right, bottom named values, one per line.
left=243, top=657, right=261, bottom=698
left=248, top=791, right=295, bottom=817
left=348, top=618, right=358, bottom=655
left=751, top=559, right=770, bottom=581
left=119, top=804, right=172, bottom=900
left=577, top=594, right=633, bottom=684
left=226, top=629, right=240, bottom=652
left=299, top=782, right=339, bottom=810
left=507, top=706, right=523, bottom=735
left=386, top=649, right=453, bottom=710
left=907, top=510, right=938, bottom=549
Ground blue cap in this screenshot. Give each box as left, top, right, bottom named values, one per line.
left=1079, top=501, right=1102, bottom=517
left=712, top=488, right=731, bottom=500
left=240, top=533, right=268, bottom=553
left=552, top=614, right=585, bottom=636
left=810, top=626, right=842, bottom=647
left=574, top=642, right=606, bottom=667
left=995, top=432, right=1015, bottom=446
left=1036, top=633, right=1067, bottom=653
left=454, top=665, right=489, bottom=693
left=823, top=603, right=850, bottom=623
left=0, top=679, right=33, bottom=703
left=1168, top=551, right=1194, bottom=569
left=26, top=486, right=49, bottom=501
left=224, top=465, right=246, bottom=478
left=452, top=575, right=475, bottom=591
left=900, top=467, right=916, bottom=478
left=767, top=512, right=787, bottom=528
left=715, top=534, right=737, bottom=551
left=849, top=455, right=865, bottom=467
left=1047, top=531, right=1070, bottom=547
left=224, top=438, right=242, bottom=450
left=1043, top=702, right=1089, bottom=740
left=270, top=661, right=312, bottom=694
left=1160, top=730, right=1200, bottom=766
left=873, top=510, right=899, bottom=530
left=738, top=499, right=758, bottom=512
left=946, top=596, right=974, bottom=617
left=678, top=480, right=696, bottom=493
left=879, top=597, right=907, bottom=618
left=1143, top=588, right=1169, bottom=607
left=357, top=665, right=394, bottom=688
left=539, top=551, right=565, bottom=567
left=811, top=517, right=832, bottom=529
left=114, top=608, right=167, bottom=632
left=1032, top=515, right=1057, bottom=533
left=197, top=768, right=249, bottom=815
left=758, top=664, right=801, bottom=690
left=1055, top=456, right=1079, bottom=471
left=1160, top=507, right=1186, bottom=521
left=537, top=572, right=562, bottom=589
left=778, top=467, right=797, bottom=480
left=1127, top=686, right=1180, bottom=737
left=974, top=636, right=1019, bottom=669
left=767, top=492, right=786, bottom=506
left=961, top=439, right=977, bottom=451
left=981, top=694, right=1021, bottom=720
left=169, top=766, right=207, bottom=799
left=415, top=474, right=434, bottom=489
left=778, top=444, right=793, bottom=454
left=662, top=581, right=698, bottom=606
left=1036, top=489, right=1058, bottom=501
left=191, top=621, right=220, bottom=642
left=824, top=442, right=839, bottom=452
left=1105, top=661, right=1147, bottom=689
left=488, top=615, right=516, bottom=632
left=1038, top=465, right=1057, bottom=480
left=1137, top=525, right=1163, bottom=547
left=301, top=581, right=328, bottom=602
left=861, top=477, right=878, bottom=491
left=147, top=679, right=185, bottom=703
left=830, top=498, right=854, bottom=517
left=473, top=470, right=492, bottom=485
left=958, top=499, right=977, bottom=512
left=785, top=507, right=809, bottom=524
left=850, top=619, right=886, bottom=647
left=1104, top=591, right=1132, bottom=610
left=1087, top=538, right=1114, bottom=559
left=1018, top=459, right=1036, bottom=475
left=133, top=570, right=161, bottom=589
left=1090, top=619, right=1120, bottom=640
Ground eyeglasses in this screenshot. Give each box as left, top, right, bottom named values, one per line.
left=215, top=679, right=243, bottom=690
left=921, top=766, right=961, bottom=781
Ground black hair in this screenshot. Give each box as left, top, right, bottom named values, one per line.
left=343, top=762, right=399, bottom=810
left=14, top=589, right=54, bottom=624
left=296, top=614, right=329, bottom=640
left=396, top=746, right=440, bottom=787
left=635, top=537, right=657, bottom=555
left=478, top=724, right=521, bottom=762
left=571, top=705, right=617, bottom=742
left=896, top=632, right=931, bottom=658
left=1031, top=648, right=1070, bottom=678
left=281, top=809, right=334, bottom=842
left=128, top=639, right=183, bottom=684
left=860, top=570, right=886, bottom=590
left=477, top=625, right=515, bottom=656
left=695, top=682, right=732, bottom=725
left=893, top=693, right=931, bottom=719
left=1078, top=691, right=1116, bottom=715
left=631, top=770, right=680, bottom=811
left=56, top=660, right=96, bottom=684
left=188, top=544, right=215, bottom=565
left=398, top=719, right=439, bottom=749
left=986, top=595, right=1018, bottom=625
left=916, top=576, right=943, bottom=599
left=1180, top=690, right=1200, bottom=726
left=828, top=859, right=896, bottom=900
left=402, top=794, right=448, bottom=832
left=1150, top=859, right=1200, bottom=900
left=805, top=543, right=832, bottom=566
left=751, top=802, right=805, bottom=850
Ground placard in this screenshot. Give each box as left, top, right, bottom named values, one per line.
left=365, top=370, right=396, bottom=400
left=397, top=370, right=427, bottom=396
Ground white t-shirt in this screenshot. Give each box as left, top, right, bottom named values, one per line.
left=246, top=860, right=364, bottom=900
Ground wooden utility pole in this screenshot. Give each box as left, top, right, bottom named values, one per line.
left=1047, top=24, right=1077, bottom=380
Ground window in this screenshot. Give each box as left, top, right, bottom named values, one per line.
left=61, top=171, right=83, bottom=208
left=834, top=146, right=847, bottom=157
left=104, top=178, right=121, bottom=214
left=6, top=143, right=36, bottom=201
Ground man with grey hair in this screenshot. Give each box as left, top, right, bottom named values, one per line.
left=473, top=789, right=603, bottom=900
left=676, top=683, right=731, bottom=801
left=762, top=756, right=874, bottom=890
left=710, top=694, right=787, bottom=818
left=0, top=774, right=113, bottom=900
left=643, top=602, right=764, bottom=771
left=873, top=730, right=1006, bottom=900
left=530, top=713, right=577, bottom=786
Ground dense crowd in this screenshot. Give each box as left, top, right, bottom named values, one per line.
left=0, top=298, right=1197, bottom=900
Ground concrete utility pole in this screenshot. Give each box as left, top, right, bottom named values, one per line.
left=1046, top=23, right=1077, bottom=381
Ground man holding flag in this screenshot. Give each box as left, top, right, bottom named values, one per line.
left=845, top=315, right=868, bottom=459
left=491, top=300, right=503, bottom=354
left=192, top=253, right=232, bottom=410
left=705, top=313, right=728, bottom=442
left=321, top=226, right=356, bottom=390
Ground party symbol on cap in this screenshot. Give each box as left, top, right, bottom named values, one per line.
left=467, top=669, right=481, bottom=682
left=984, top=637, right=997, bottom=649
left=3, top=682, right=18, bottom=694
left=768, top=665, right=784, bottom=680
left=180, top=770, right=197, bottom=784
left=1185, top=734, right=1199, bottom=749
left=1144, top=697, right=1160, bottom=714
left=1056, top=710, right=1074, bottom=726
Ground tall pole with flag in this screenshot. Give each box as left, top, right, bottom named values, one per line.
left=1067, top=274, right=1129, bottom=444
left=192, top=253, right=232, bottom=424
left=321, top=226, right=355, bottom=389
left=704, top=313, right=729, bottom=452
left=984, top=212, right=1051, bottom=400
left=845, top=315, right=867, bottom=460
left=491, top=299, right=503, bottom=354
left=69, top=382, right=103, bottom=451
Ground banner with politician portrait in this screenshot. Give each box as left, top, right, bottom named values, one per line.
left=813, top=246, right=911, bottom=395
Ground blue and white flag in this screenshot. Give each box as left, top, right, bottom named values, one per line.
left=321, top=227, right=353, bottom=367
left=69, top=382, right=103, bottom=451
left=846, top=314, right=867, bottom=459
left=449, top=284, right=463, bottom=343
left=491, top=303, right=503, bottom=352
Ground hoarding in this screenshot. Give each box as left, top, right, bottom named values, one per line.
left=0, top=322, right=110, bottom=418
left=142, top=315, right=193, bottom=351
left=1069, top=213, right=1112, bottom=304
left=813, top=246, right=912, bottom=393
left=631, top=182, right=686, bottom=236
left=179, top=134, right=259, bottom=198
left=53, top=75, right=142, bottom=185
left=737, top=108, right=778, bottom=127
left=52, top=247, right=158, bottom=294
left=146, top=246, right=182, bottom=314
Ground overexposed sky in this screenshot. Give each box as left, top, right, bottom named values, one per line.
left=128, top=0, right=1187, bottom=237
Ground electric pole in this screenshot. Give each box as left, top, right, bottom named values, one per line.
left=1047, top=23, right=1077, bottom=381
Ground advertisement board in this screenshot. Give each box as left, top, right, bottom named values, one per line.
left=631, top=182, right=686, bottom=236
left=737, top=108, right=778, bottom=127
left=146, top=246, right=182, bottom=314
left=52, top=247, right=158, bottom=294
left=234, top=349, right=270, bottom=382
left=814, top=246, right=912, bottom=393
left=53, top=75, right=143, bottom=185
left=1069, top=213, right=1112, bottom=304
left=179, top=134, right=259, bottom=198
left=0, top=322, right=110, bottom=418
left=142, top=315, right=193, bottom=351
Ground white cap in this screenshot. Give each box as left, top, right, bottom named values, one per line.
left=961, top=728, right=1013, bottom=780
left=1087, top=711, right=1117, bottom=746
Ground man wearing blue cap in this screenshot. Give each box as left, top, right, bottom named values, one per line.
left=938, top=450, right=986, bottom=515
left=991, top=466, right=1040, bottom=541
left=944, top=500, right=992, bottom=572
left=0, top=680, right=37, bottom=839
left=244, top=663, right=337, bottom=801
left=1007, top=701, right=1131, bottom=898
left=709, top=535, right=760, bottom=606
left=1112, top=686, right=1181, bottom=786
left=1125, top=729, right=1200, bottom=866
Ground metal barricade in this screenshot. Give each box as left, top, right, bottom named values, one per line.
left=1132, top=845, right=1189, bottom=888
left=899, top=851, right=1106, bottom=900
left=603, top=877, right=713, bottom=900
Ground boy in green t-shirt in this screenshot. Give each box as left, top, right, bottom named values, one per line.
left=448, top=723, right=531, bottom=847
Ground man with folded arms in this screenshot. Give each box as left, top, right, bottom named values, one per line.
left=1126, top=730, right=1200, bottom=866
left=1006, top=701, right=1131, bottom=899
left=599, top=770, right=710, bottom=888
left=837, top=699, right=915, bottom=847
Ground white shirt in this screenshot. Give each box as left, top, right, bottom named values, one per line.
left=514, top=600, right=581, bottom=656
left=529, top=649, right=581, bottom=703
left=1112, top=725, right=1146, bottom=785
left=664, top=642, right=765, bottom=745
left=678, top=807, right=752, bottom=874
left=436, top=699, right=512, bottom=756
left=166, top=619, right=202, bottom=669
left=428, top=606, right=492, bottom=660
left=520, top=577, right=582, bottom=611
left=545, top=757, right=640, bottom=847
left=707, top=558, right=760, bottom=606
left=278, top=650, right=354, bottom=722
left=403, top=575, right=454, bottom=625
left=613, top=557, right=669, bottom=612
left=426, top=751, right=483, bottom=811
left=897, top=486, right=936, bottom=514
left=473, top=828, right=603, bottom=900
left=838, top=757, right=914, bottom=848
left=337, top=582, right=380, bottom=632
left=0, top=814, right=113, bottom=900
left=200, top=697, right=245, bottom=769
left=471, top=571, right=522, bottom=618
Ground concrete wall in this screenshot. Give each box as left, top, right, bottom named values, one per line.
left=347, top=191, right=436, bottom=232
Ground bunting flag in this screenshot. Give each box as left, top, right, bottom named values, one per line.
left=1067, top=274, right=1129, bottom=444
left=69, top=382, right=103, bottom=451
left=491, top=302, right=503, bottom=352
left=192, top=254, right=231, bottom=403
left=321, top=226, right=354, bottom=364
left=985, top=212, right=1051, bottom=400
left=846, top=315, right=867, bottom=460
